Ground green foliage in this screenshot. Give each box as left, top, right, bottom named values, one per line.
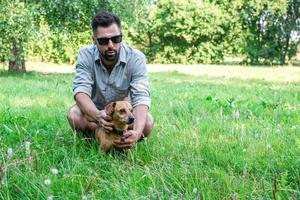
left=0, top=0, right=33, bottom=71
left=26, top=18, right=91, bottom=64
left=234, top=0, right=300, bottom=65
left=0, top=71, right=299, bottom=198
left=129, top=0, right=230, bottom=64
left=25, top=0, right=110, bottom=64
left=1, top=0, right=300, bottom=68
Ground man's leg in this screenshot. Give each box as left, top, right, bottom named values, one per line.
left=142, top=113, right=154, bottom=138
left=67, top=105, right=98, bottom=135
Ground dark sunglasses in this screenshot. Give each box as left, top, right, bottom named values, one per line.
left=97, top=35, right=122, bottom=45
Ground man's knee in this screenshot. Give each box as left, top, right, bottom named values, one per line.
left=67, top=105, right=84, bottom=130
left=143, top=113, right=154, bottom=137
left=67, top=106, right=77, bottom=121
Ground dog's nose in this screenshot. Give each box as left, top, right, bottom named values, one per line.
left=127, top=116, right=135, bottom=124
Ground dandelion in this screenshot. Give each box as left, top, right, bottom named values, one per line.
left=25, top=141, right=31, bottom=164
left=50, top=168, right=58, bottom=175
left=232, top=110, right=240, bottom=120
left=220, top=107, right=223, bottom=118
left=44, top=179, right=51, bottom=186
left=47, top=196, right=53, bottom=200
left=25, top=141, right=31, bottom=151
left=82, top=195, right=87, bottom=200
left=7, top=148, right=13, bottom=158
left=276, top=128, right=281, bottom=133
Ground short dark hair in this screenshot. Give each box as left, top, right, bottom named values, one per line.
left=91, top=11, right=121, bottom=34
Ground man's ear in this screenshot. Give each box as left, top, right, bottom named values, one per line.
left=105, top=102, right=116, bottom=116
left=92, top=36, right=97, bottom=45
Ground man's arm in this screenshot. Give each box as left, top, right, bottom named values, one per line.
left=75, top=92, right=99, bottom=122
left=113, top=52, right=151, bottom=148
left=76, top=92, right=113, bottom=131
left=73, top=47, right=112, bottom=130
left=132, top=104, right=148, bottom=138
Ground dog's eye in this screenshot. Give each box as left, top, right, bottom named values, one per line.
left=119, top=109, right=126, bottom=113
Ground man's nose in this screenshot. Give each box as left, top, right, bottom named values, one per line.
left=107, top=39, right=114, bottom=48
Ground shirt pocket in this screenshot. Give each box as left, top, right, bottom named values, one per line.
left=114, top=75, right=130, bottom=90
left=110, top=86, right=129, bottom=101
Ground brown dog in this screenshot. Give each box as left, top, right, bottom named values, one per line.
left=95, top=101, right=135, bottom=152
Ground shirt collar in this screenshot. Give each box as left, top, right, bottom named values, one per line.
left=94, top=44, right=127, bottom=67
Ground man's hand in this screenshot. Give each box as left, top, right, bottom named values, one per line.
left=113, top=130, right=142, bottom=149
left=96, top=110, right=113, bottom=132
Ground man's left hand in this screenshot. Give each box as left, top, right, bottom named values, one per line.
left=113, top=130, right=142, bottom=150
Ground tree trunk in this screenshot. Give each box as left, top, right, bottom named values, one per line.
left=8, top=40, right=26, bottom=73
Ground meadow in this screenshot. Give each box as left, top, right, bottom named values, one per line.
left=0, top=69, right=299, bottom=199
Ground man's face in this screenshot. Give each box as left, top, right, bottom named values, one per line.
left=93, top=23, right=122, bottom=62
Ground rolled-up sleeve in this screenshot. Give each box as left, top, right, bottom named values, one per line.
left=73, top=48, right=94, bottom=98
left=130, top=54, right=151, bottom=108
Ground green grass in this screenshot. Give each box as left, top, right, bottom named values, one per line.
left=0, top=70, right=299, bottom=199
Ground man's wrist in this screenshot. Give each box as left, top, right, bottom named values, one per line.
left=134, top=130, right=144, bottom=139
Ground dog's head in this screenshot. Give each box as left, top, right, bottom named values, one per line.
left=105, top=101, right=135, bottom=129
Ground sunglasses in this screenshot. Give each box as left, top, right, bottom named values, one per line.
left=97, top=35, right=122, bottom=45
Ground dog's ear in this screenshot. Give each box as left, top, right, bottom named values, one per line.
left=105, top=102, right=116, bottom=116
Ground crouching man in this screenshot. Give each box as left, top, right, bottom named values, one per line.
left=67, top=11, right=153, bottom=150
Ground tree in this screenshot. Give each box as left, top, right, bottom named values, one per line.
left=0, top=0, right=33, bottom=72
left=0, top=0, right=153, bottom=71
left=142, top=0, right=231, bottom=64
left=235, top=0, right=299, bottom=65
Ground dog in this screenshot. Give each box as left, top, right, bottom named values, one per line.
left=95, top=101, right=135, bottom=152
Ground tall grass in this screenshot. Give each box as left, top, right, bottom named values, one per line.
left=0, top=70, right=299, bottom=199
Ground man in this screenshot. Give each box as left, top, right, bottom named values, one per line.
left=67, top=11, right=153, bottom=150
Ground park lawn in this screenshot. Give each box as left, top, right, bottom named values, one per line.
left=0, top=70, right=299, bottom=199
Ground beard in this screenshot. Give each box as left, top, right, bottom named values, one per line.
left=100, top=48, right=119, bottom=62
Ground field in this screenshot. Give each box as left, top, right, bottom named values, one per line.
left=0, top=67, right=299, bottom=199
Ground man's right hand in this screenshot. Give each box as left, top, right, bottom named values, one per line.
left=96, top=110, right=114, bottom=132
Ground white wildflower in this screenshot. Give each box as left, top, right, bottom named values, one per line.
left=276, top=128, right=281, bottom=133
left=47, top=196, right=53, bottom=200
left=50, top=168, right=58, bottom=175
left=44, top=179, right=51, bottom=186
left=149, top=187, right=153, bottom=193
left=25, top=141, right=31, bottom=164
left=170, top=101, right=173, bottom=107
left=193, top=188, right=198, bottom=193
left=25, top=141, right=31, bottom=151
left=7, top=148, right=13, bottom=158
left=266, top=144, right=272, bottom=150
left=291, top=125, right=296, bottom=130
left=232, top=110, right=240, bottom=119
left=82, top=195, right=87, bottom=200
left=242, top=149, right=246, bottom=153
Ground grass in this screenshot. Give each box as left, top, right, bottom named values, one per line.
left=0, top=69, right=299, bottom=199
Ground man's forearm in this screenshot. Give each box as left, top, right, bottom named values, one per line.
left=75, top=93, right=99, bottom=121
left=133, top=105, right=148, bottom=136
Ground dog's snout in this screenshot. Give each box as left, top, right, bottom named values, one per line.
left=127, top=116, right=135, bottom=124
